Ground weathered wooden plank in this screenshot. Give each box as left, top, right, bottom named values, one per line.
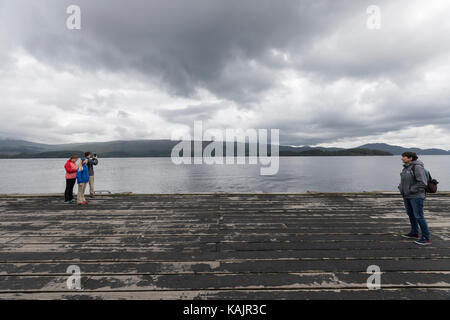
left=1, top=272, right=450, bottom=292
left=3, top=236, right=449, bottom=247
left=1, top=240, right=447, bottom=252
left=0, top=288, right=448, bottom=300
left=2, top=248, right=450, bottom=264
left=0, top=233, right=417, bottom=243
left=1, top=258, right=450, bottom=275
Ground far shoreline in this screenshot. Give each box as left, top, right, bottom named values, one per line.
left=1, top=191, right=450, bottom=197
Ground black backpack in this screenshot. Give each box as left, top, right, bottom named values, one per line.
left=410, top=164, right=439, bottom=193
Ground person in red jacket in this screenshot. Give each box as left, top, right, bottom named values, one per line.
left=64, top=155, right=79, bottom=203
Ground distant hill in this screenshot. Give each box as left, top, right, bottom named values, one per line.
left=2, top=138, right=449, bottom=158
left=357, top=143, right=450, bottom=155
left=49, top=139, right=179, bottom=155
left=0, top=139, right=51, bottom=155
left=5, top=150, right=86, bottom=159
left=0, top=139, right=179, bottom=158
left=280, top=148, right=392, bottom=156
left=279, top=145, right=345, bottom=153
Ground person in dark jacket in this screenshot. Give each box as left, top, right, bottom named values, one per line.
left=398, top=151, right=431, bottom=245
left=64, top=155, right=79, bottom=203
left=82, top=152, right=98, bottom=197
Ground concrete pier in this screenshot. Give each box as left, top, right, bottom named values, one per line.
left=0, top=193, right=449, bottom=299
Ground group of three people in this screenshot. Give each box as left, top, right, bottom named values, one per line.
left=64, top=152, right=98, bottom=205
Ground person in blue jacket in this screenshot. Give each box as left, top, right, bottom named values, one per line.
left=76, top=158, right=90, bottom=205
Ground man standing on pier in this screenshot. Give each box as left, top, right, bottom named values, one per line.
left=82, top=152, right=99, bottom=198
left=398, top=152, right=431, bottom=245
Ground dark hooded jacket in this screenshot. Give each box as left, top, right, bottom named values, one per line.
left=81, top=157, right=98, bottom=176
left=398, top=160, right=427, bottom=199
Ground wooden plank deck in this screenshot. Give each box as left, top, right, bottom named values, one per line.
left=0, top=193, right=449, bottom=300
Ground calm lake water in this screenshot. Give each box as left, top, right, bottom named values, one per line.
left=0, top=156, right=449, bottom=194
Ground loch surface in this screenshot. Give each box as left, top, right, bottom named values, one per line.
left=1, top=156, right=449, bottom=194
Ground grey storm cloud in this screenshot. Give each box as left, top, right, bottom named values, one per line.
left=158, top=103, right=226, bottom=125
left=1, top=0, right=375, bottom=100
left=1, top=0, right=450, bottom=147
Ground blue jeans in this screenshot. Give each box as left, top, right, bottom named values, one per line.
left=403, top=198, right=430, bottom=240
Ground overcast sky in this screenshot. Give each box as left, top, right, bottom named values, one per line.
left=1, top=0, right=450, bottom=148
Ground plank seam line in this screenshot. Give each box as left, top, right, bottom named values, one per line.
left=1, top=286, right=450, bottom=294
left=2, top=270, right=450, bottom=276
left=2, top=256, right=450, bottom=263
